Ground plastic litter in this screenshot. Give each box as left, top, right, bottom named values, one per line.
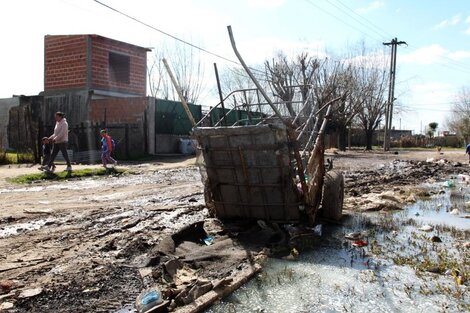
left=345, top=232, right=363, bottom=240
left=135, top=287, right=163, bottom=313
left=419, top=225, right=434, bottom=232
left=352, top=240, right=368, bottom=247
left=443, top=180, right=455, bottom=188
left=202, top=235, right=214, bottom=246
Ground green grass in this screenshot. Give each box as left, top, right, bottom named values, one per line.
left=8, top=167, right=127, bottom=184
left=0, top=152, right=35, bottom=164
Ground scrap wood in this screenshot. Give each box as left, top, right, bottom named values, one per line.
left=173, top=263, right=262, bottom=313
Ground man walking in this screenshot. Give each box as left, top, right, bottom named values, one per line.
left=44, top=112, right=72, bottom=172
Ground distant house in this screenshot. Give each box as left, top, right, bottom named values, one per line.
left=1, top=34, right=207, bottom=159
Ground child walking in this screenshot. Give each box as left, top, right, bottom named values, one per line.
left=39, top=137, right=56, bottom=171
left=100, top=129, right=117, bottom=168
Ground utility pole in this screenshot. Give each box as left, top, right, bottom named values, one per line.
left=383, top=37, right=407, bottom=151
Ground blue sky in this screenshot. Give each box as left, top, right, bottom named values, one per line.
left=1, top=0, right=469, bottom=133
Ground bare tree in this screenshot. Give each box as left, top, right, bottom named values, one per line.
left=219, top=67, right=260, bottom=110
left=264, top=52, right=321, bottom=117
left=147, top=42, right=206, bottom=104
left=447, top=87, right=470, bottom=144
left=147, top=49, right=165, bottom=98
left=356, top=65, right=388, bottom=150
left=265, top=52, right=296, bottom=117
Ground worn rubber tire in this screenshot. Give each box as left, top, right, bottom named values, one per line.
left=321, top=170, right=344, bottom=221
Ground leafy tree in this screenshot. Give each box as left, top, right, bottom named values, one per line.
left=428, top=122, right=438, bottom=138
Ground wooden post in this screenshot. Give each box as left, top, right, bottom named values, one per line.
left=125, top=124, right=130, bottom=159
left=162, top=58, right=196, bottom=127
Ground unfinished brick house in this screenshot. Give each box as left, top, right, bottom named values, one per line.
left=2, top=34, right=200, bottom=162
left=39, top=34, right=156, bottom=161
left=44, top=34, right=148, bottom=97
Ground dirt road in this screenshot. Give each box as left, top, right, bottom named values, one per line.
left=0, top=150, right=468, bottom=312
left=0, top=158, right=208, bottom=312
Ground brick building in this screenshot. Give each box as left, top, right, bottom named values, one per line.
left=1, top=34, right=201, bottom=161
left=44, top=34, right=149, bottom=97
left=39, top=34, right=155, bottom=161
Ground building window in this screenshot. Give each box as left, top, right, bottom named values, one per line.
left=109, top=52, right=130, bottom=84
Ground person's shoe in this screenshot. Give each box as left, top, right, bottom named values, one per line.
left=44, top=166, right=52, bottom=173
left=38, top=165, right=46, bottom=171
left=66, top=166, right=72, bottom=172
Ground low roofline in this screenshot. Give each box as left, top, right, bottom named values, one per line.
left=44, top=34, right=151, bottom=52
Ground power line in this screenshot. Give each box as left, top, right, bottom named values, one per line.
left=323, top=0, right=388, bottom=40
left=93, top=0, right=267, bottom=76
left=330, top=0, right=394, bottom=38
left=303, top=0, right=384, bottom=45
left=309, top=0, right=470, bottom=75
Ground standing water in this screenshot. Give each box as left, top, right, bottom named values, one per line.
left=206, top=180, right=470, bottom=313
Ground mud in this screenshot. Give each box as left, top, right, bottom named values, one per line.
left=0, top=151, right=469, bottom=312
left=208, top=182, right=470, bottom=313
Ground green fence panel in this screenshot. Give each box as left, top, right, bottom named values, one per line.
left=155, top=99, right=202, bottom=135
left=210, top=108, right=265, bottom=126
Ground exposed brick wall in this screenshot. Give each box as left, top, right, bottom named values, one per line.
left=90, top=36, right=147, bottom=96
left=44, top=35, right=88, bottom=91
left=89, top=97, right=150, bottom=124
left=44, top=35, right=148, bottom=95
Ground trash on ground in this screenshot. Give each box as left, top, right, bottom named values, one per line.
left=135, top=287, right=163, bottom=313
left=351, top=240, right=368, bottom=247
left=18, top=287, right=43, bottom=299
left=419, top=224, right=434, bottom=232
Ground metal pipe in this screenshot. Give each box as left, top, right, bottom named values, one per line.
left=213, top=63, right=228, bottom=126
left=297, top=96, right=342, bottom=141
left=227, top=25, right=290, bottom=127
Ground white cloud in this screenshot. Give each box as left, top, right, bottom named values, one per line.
left=433, top=14, right=462, bottom=29
left=344, top=52, right=388, bottom=69
left=208, top=36, right=326, bottom=65
left=246, top=0, right=286, bottom=9
left=355, top=1, right=384, bottom=14
left=399, top=44, right=470, bottom=65
left=399, top=44, right=447, bottom=65
left=448, top=50, right=470, bottom=60
left=399, top=81, right=455, bottom=133
left=465, top=15, right=470, bottom=24
left=465, top=26, right=470, bottom=35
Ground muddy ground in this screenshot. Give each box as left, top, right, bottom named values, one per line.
left=0, top=150, right=469, bottom=312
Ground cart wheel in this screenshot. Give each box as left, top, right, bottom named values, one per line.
left=321, top=170, right=344, bottom=221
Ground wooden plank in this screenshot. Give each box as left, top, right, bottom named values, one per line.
left=174, top=263, right=262, bottom=313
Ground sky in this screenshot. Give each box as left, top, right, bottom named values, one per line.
left=1, top=0, right=470, bottom=134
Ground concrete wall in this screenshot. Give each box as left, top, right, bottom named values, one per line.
left=154, top=134, right=191, bottom=154
left=0, top=97, right=20, bottom=150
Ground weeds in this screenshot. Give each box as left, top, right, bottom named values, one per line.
left=8, top=168, right=128, bottom=184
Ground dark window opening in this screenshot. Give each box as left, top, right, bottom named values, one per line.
left=109, top=52, right=130, bottom=84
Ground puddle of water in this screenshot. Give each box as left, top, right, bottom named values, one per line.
left=206, top=181, right=470, bottom=313
left=399, top=181, right=470, bottom=230
left=0, top=219, right=56, bottom=238
left=0, top=168, right=201, bottom=194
